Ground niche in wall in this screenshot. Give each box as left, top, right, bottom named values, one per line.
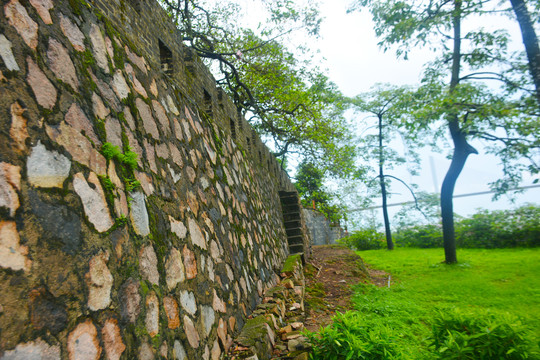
left=159, top=39, right=173, bottom=76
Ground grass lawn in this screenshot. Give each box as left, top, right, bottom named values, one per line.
left=349, top=247, right=540, bottom=358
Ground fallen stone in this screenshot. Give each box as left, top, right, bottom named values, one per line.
left=163, top=296, right=180, bottom=329
left=60, top=15, right=85, bottom=51
left=73, top=172, right=114, bottom=233
left=129, top=190, right=150, bottom=236
left=165, top=247, right=185, bottom=290
left=139, top=245, right=159, bottom=285
left=5, top=0, right=38, bottom=49
left=85, top=251, right=113, bottom=311
left=0, top=338, right=61, bottom=360
left=0, top=34, right=20, bottom=71
left=29, top=0, right=53, bottom=24
left=48, top=38, right=79, bottom=90
left=0, top=221, right=31, bottom=272
left=89, top=24, right=109, bottom=73
left=102, top=318, right=126, bottom=360
left=145, top=292, right=159, bottom=337
left=0, top=162, right=21, bottom=217
left=27, top=57, right=57, bottom=109
left=183, top=315, right=200, bottom=349
left=67, top=319, right=102, bottom=360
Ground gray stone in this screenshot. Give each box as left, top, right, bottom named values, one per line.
left=26, top=142, right=71, bottom=189
left=27, top=57, right=57, bottom=109
left=28, top=287, right=68, bottom=335
left=179, top=290, right=197, bottom=315
left=105, top=117, right=123, bottom=149
left=152, top=100, right=170, bottom=134
left=119, top=279, right=141, bottom=323
left=89, top=24, right=109, bottom=73
left=139, top=245, right=159, bottom=285
left=90, top=70, right=121, bottom=111
left=60, top=15, right=85, bottom=51
left=92, top=93, right=110, bottom=119
left=129, top=191, right=150, bottom=236
left=73, top=172, right=114, bottom=233
left=166, top=95, right=179, bottom=115
left=137, top=98, right=159, bottom=139
left=48, top=38, right=79, bottom=90
left=0, top=35, right=20, bottom=71
left=183, top=315, right=200, bottom=349
left=65, top=103, right=100, bottom=145
left=173, top=340, right=186, bottom=360
left=0, top=338, right=60, bottom=360
left=112, top=70, right=130, bottom=99
left=5, top=0, right=38, bottom=50
left=201, top=305, right=215, bottom=337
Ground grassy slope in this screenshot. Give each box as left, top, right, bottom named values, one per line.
left=353, top=248, right=540, bottom=357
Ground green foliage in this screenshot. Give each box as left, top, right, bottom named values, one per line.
left=307, top=311, right=404, bottom=360
left=429, top=309, right=537, bottom=360
left=338, top=228, right=385, bottom=250
left=393, top=205, right=540, bottom=249
left=101, top=143, right=138, bottom=171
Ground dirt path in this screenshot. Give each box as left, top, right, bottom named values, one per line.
left=304, top=245, right=390, bottom=332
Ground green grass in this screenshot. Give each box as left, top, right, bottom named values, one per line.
left=350, top=247, right=540, bottom=358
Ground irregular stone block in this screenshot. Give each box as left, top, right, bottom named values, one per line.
left=85, top=251, right=113, bottom=311
left=0, top=34, right=20, bottom=71
left=0, top=221, right=31, bottom=272
left=105, top=117, right=123, bottom=149
left=102, top=318, right=126, bottom=360
left=73, top=172, right=114, bottom=233
left=9, top=102, right=28, bottom=153
left=201, top=305, right=215, bottom=337
left=169, top=216, right=187, bottom=239
left=0, top=338, right=60, bottom=360
left=188, top=218, right=206, bottom=250
left=213, top=289, right=226, bottom=313
left=152, top=100, right=170, bottom=134
left=29, top=287, right=68, bottom=334
left=137, top=98, right=159, bottom=139
left=119, top=279, right=141, bottom=323
left=129, top=191, right=150, bottom=236
left=5, top=0, right=38, bottom=49
left=89, top=24, right=109, bottom=73
left=48, top=38, right=79, bottom=90
left=27, top=141, right=71, bottom=189
left=125, top=63, right=147, bottom=97
left=163, top=296, right=180, bottom=329
left=165, top=247, right=185, bottom=291
left=60, top=15, right=85, bottom=51
left=29, top=0, right=53, bottom=24
left=65, top=103, right=100, bottom=145
left=27, top=57, right=57, bottom=109
left=111, top=70, right=130, bottom=99
left=145, top=292, right=159, bottom=337
left=0, top=162, right=21, bottom=217
left=179, top=290, right=197, bottom=316
left=182, top=245, right=197, bottom=279
left=173, top=340, right=187, bottom=360
left=67, top=319, right=102, bottom=360
left=139, top=245, right=159, bottom=285
left=183, top=315, right=200, bottom=349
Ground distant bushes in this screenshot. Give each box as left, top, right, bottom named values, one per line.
left=391, top=205, right=539, bottom=249
left=338, top=228, right=385, bottom=250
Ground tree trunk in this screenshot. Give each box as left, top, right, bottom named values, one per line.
left=378, top=114, right=394, bottom=250
left=510, top=0, right=540, bottom=107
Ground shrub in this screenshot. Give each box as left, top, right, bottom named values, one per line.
left=394, top=224, right=443, bottom=248
left=429, top=308, right=537, bottom=359
left=307, top=311, right=404, bottom=360
left=339, top=228, right=385, bottom=250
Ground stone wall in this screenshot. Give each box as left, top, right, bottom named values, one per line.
left=0, top=0, right=304, bottom=358
left=302, top=209, right=345, bottom=246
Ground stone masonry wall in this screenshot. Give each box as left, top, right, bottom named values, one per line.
left=0, top=0, right=300, bottom=358
left=302, top=209, right=344, bottom=246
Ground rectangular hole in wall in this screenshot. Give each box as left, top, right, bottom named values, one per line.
left=229, top=118, right=236, bottom=140
left=130, top=0, right=142, bottom=12
left=159, top=40, right=173, bottom=76
left=203, top=90, right=213, bottom=117
left=259, top=150, right=262, bottom=163
left=246, top=137, right=251, bottom=154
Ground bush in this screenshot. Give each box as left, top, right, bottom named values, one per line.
left=394, top=224, right=443, bottom=248
left=429, top=308, right=538, bottom=359
left=307, top=311, right=404, bottom=360
left=339, top=228, right=385, bottom=250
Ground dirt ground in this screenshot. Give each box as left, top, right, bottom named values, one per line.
left=304, top=245, right=389, bottom=332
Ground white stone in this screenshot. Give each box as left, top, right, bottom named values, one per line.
left=173, top=340, right=186, bottom=360
left=166, top=95, right=179, bottom=115
left=169, top=216, right=187, bottom=238
left=129, top=191, right=150, bottom=236
left=85, top=251, right=113, bottom=311
left=0, top=221, right=31, bottom=272
left=89, top=24, right=109, bottom=73
left=73, top=172, right=114, bottom=232
left=139, top=245, right=159, bottom=285
left=188, top=218, right=206, bottom=250
left=27, top=142, right=70, bottom=189
left=0, top=35, right=19, bottom=71
left=112, top=70, right=130, bottom=99
left=165, top=247, right=185, bottom=291
left=60, top=15, right=85, bottom=51
left=179, top=290, right=197, bottom=315
left=0, top=338, right=61, bottom=360
left=201, top=306, right=215, bottom=337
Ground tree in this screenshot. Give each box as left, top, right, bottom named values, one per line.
left=352, top=0, right=540, bottom=263
left=352, top=84, right=425, bottom=250
left=510, top=0, right=540, bottom=107
left=157, top=0, right=355, bottom=176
